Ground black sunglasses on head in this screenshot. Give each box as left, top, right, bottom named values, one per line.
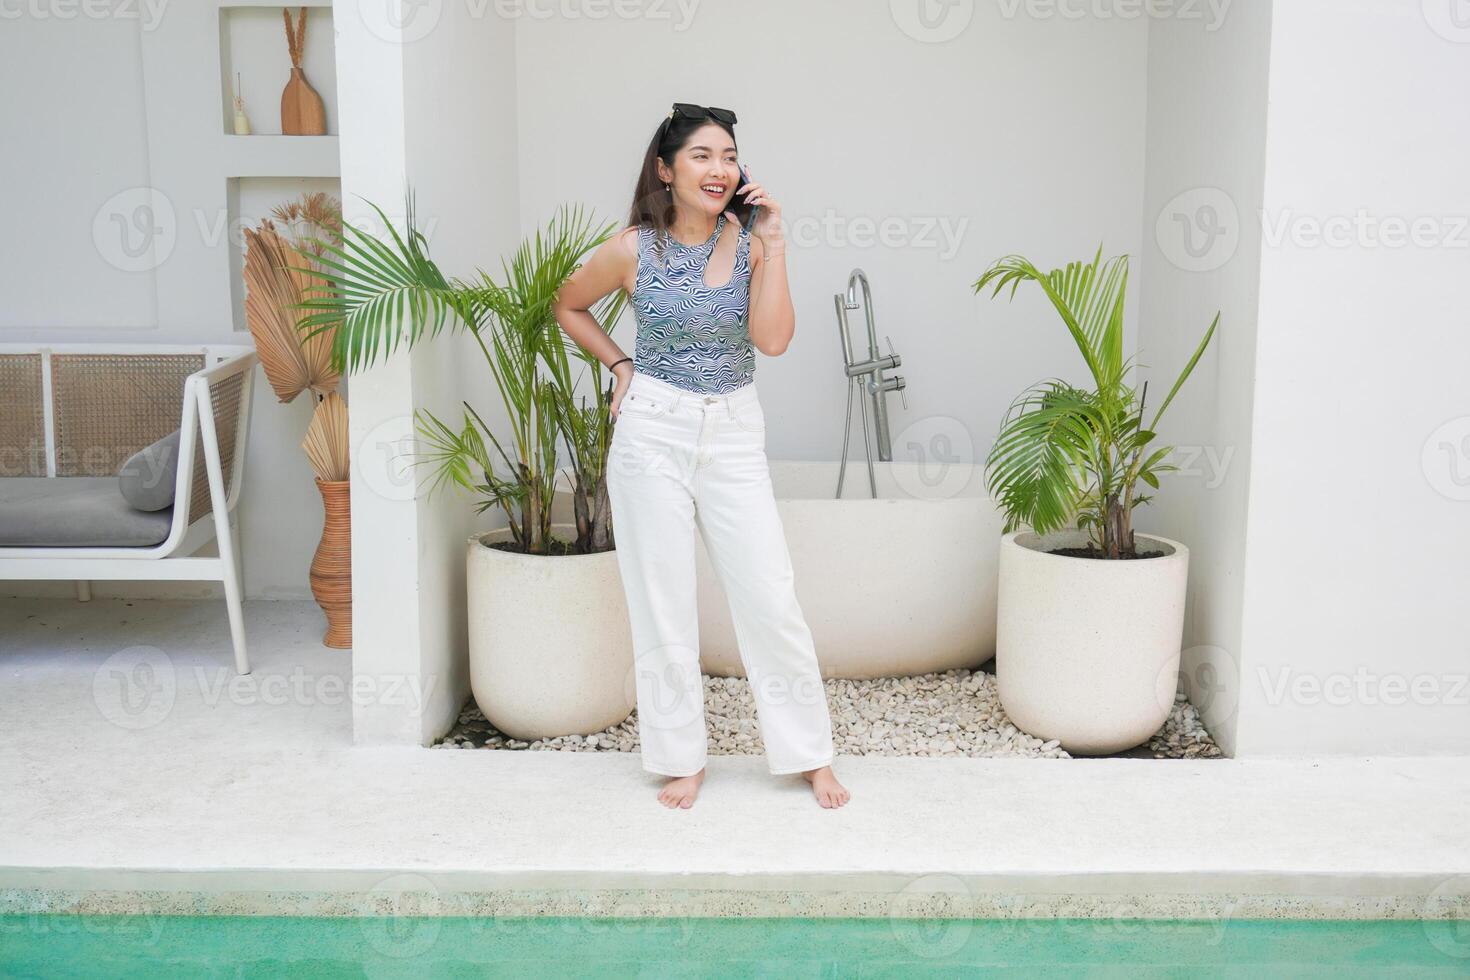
left=667, top=102, right=738, bottom=126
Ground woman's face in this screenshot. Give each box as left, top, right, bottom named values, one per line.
left=659, top=122, right=739, bottom=219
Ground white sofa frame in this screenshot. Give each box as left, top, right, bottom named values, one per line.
left=0, top=344, right=258, bottom=674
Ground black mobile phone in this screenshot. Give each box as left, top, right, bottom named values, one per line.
left=735, top=164, right=761, bottom=232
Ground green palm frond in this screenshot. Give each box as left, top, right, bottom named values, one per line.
left=414, top=406, right=494, bottom=498
left=1149, top=311, right=1219, bottom=428
left=290, top=186, right=626, bottom=554
left=291, top=190, right=478, bottom=374
left=974, top=246, right=1129, bottom=392
left=975, top=247, right=1218, bottom=557
left=985, top=381, right=1103, bottom=535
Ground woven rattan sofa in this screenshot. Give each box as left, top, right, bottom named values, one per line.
left=0, top=345, right=258, bottom=674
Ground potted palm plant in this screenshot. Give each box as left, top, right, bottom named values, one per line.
left=974, top=247, right=1218, bottom=754
left=295, top=189, right=634, bottom=740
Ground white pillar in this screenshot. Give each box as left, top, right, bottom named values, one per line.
left=334, top=0, right=521, bottom=744
left=1233, top=0, right=1470, bottom=756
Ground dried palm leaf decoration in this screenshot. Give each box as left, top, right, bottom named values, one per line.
left=302, top=391, right=349, bottom=482
left=243, top=192, right=353, bottom=644
left=272, top=192, right=342, bottom=252
left=242, top=192, right=343, bottom=402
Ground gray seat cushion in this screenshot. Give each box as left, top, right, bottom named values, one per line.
left=118, top=429, right=181, bottom=512
left=0, top=477, right=173, bottom=547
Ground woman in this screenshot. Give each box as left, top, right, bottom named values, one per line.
left=553, top=103, right=850, bottom=810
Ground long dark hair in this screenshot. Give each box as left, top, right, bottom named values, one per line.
left=627, top=110, right=755, bottom=263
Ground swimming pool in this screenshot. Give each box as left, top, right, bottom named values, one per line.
left=2, top=915, right=1465, bottom=977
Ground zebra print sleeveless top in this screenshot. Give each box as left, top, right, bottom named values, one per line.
left=630, top=212, right=754, bottom=394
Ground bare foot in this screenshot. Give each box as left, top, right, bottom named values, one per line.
left=657, top=768, right=705, bottom=809
left=802, top=765, right=850, bottom=808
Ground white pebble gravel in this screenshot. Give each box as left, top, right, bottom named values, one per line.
left=435, top=668, right=1222, bottom=760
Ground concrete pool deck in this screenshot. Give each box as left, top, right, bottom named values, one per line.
left=2, top=598, right=1468, bottom=920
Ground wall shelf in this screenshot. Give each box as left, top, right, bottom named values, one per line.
left=218, top=4, right=336, bottom=138
left=221, top=134, right=340, bottom=178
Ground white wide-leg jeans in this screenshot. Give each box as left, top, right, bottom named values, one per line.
left=606, top=370, right=835, bottom=777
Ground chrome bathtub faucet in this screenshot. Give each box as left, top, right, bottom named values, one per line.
left=833, top=268, right=907, bottom=498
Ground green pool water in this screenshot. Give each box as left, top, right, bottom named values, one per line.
left=2, top=915, right=1467, bottom=978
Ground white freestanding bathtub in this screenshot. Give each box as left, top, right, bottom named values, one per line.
left=694, top=460, right=1005, bottom=679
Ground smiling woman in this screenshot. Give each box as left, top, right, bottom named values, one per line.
left=550, top=102, right=849, bottom=812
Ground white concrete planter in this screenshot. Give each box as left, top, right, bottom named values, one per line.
left=996, top=529, right=1189, bottom=755
left=466, top=525, right=634, bottom=740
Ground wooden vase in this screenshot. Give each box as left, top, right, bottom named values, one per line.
left=310, top=478, right=352, bottom=648
left=281, top=66, right=326, bottom=135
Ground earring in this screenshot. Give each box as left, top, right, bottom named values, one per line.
left=664, top=184, right=671, bottom=192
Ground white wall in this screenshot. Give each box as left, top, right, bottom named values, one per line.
left=0, top=3, right=338, bottom=601
left=1137, top=3, right=1274, bottom=756
left=1232, top=0, right=1470, bottom=755
left=512, top=1, right=1151, bottom=467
